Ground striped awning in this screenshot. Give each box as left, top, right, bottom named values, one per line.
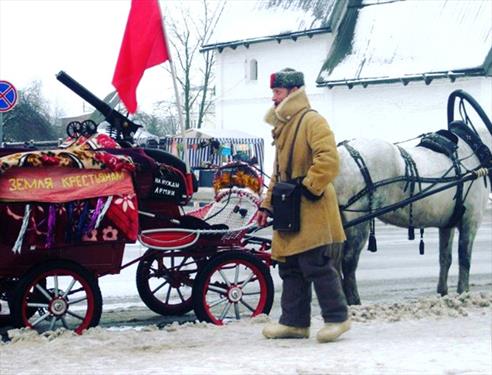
left=159, top=137, right=264, bottom=170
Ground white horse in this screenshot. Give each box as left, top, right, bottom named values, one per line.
left=334, top=92, right=491, bottom=305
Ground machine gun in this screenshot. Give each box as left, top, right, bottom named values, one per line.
left=56, top=70, right=141, bottom=142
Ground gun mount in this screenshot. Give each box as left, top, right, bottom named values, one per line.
left=56, top=71, right=141, bottom=142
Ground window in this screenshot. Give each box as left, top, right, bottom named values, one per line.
left=249, top=59, right=258, bottom=81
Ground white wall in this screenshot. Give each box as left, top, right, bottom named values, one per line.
left=214, top=34, right=333, bottom=175
left=213, top=35, right=492, bottom=177
left=329, top=77, right=492, bottom=143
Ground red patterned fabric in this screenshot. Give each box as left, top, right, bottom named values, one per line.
left=0, top=133, right=141, bottom=249
left=0, top=196, right=138, bottom=252
left=106, top=194, right=139, bottom=242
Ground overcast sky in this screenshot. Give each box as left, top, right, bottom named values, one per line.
left=0, top=0, right=192, bottom=117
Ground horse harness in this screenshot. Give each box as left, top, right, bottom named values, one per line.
left=338, top=126, right=479, bottom=254
left=338, top=141, right=378, bottom=252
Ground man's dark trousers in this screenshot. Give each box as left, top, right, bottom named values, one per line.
left=278, top=244, right=348, bottom=327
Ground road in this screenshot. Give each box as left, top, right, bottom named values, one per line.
left=93, top=204, right=491, bottom=328
left=1, top=206, right=489, bottom=332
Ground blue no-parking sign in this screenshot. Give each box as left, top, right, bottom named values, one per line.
left=0, top=80, right=18, bottom=112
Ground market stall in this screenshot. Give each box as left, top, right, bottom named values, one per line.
left=159, top=128, right=264, bottom=186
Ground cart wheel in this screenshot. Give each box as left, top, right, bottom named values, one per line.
left=192, top=251, right=274, bottom=325
left=136, top=249, right=203, bottom=316
left=0, top=278, right=15, bottom=327
left=2, top=278, right=47, bottom=327
left=10, top=260, right=102, bottom=334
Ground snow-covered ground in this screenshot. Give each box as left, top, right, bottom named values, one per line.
left=1, top=205, right=490, bottom=374
left=1, top=292, right=491, bottom=374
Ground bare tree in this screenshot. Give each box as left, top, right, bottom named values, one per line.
left=161, top=0, right=225, bottom=130
left=2, top=81, right=58, bottom=142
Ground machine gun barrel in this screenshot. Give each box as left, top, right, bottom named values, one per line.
left=56, top=70, right=141, bottom=141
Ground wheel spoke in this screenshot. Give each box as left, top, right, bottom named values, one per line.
left=165, top=284, right=172, bottom=304
left=49, top=315, right=57, bottom=331
left=207, top=296, right=228, bottom=308
left=234, top=264, right=240, bottom=284
left=53, top=275, right=59, bottom=297
left=62, top=278, right=77, bottom=298
left=61, top=316, right=69, bottom=329
left=66, top=286, right=84, bottom=296
left=30, top=311, right=52, bottom=327
left=177, top=287, right=185, bottom=303
left=67, top=310, right=85, bottom=321
left=234, top=302, right=240, bottom=320
left=68, top=296, right=87, bottom=305
left=242, top=291, right=261, bottom=296
left=240, top=299, right=255, bottom=312
left=239, top=271, right=255, bottom=289
left=35, top=283, right=52, bottom=301
left=27, top=302, right=49, bottom=309
left=177, top=256, right=187, bottom=270
left=151, top=280, right=169, bottom=294
left=219, top=301, right=232, bottom=320
left=207, top=284, right=227, bottom=294
left=219, top=270, right=231, bottom=287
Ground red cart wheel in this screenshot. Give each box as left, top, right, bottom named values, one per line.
left=192, top=251, right=274, bottom=325
left=11, top=260, right=102, bottom=334
left=136, top=249, right=204, bottom=316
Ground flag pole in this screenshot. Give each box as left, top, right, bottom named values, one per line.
left=158, top=4, right=190, bottom=173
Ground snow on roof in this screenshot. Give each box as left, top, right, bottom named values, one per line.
left=202, top=0, right=338, bottom=51
left=317, top=0, right=492, bottom=87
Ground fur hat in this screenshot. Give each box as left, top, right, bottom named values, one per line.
left=270, top=68, right=304, bottom=89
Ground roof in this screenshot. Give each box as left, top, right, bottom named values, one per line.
left=317, top=0, right=492, bottom=88
left=201, top=0, right=342, bottom=52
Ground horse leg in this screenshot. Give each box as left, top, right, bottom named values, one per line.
left=341, top=223, right=370, bottom=305
left=437, top=227, right=455, bottom=296
left=456, top=221, right=479, bottom=294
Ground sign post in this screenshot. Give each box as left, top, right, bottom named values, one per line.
left=0, top=80, right=18, bottom=145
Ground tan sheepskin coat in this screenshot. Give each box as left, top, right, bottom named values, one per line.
left=261, top=88, right=346, bottom=260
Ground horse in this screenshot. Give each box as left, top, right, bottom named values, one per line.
left=334, top=91, right=492, bottom=305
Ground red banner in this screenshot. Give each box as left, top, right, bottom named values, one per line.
left=0, top=167, right=134, bottom=203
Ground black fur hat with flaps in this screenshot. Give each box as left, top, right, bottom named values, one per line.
left=270, top=68, right=304, bottom=89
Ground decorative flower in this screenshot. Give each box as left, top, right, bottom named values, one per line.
left=40, top=152, right=60, bottom=166
left=55, top=203, right=66, bottom=216
left=72, top=149, right=98, bottom=167
left=94, top=152, right=135, bottom=172
left=75, top=136, right=89, bottom=146
left=102, top=226, right=118, bottom=241
left=82, top=229, right=98, bottom=242
left=58, top=154, right=74, bottom=167
left=114, top=194, right=136, bottom=212
left=95, top=134, right=118, bottom=149
left=72, top=200, right=85, bottom=215
left=25, top=154, right=42, bottom=167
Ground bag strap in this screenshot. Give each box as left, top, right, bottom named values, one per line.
left=276, top=109, right=315, bottom=180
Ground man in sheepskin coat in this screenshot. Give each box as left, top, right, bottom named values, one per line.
left=257, top=68, right=350, bottom=343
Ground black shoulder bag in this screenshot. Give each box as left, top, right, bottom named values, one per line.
left=271, top=110, right=312, bottom=232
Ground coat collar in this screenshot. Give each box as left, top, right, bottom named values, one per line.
left=264, top=88, right=311, bottom=145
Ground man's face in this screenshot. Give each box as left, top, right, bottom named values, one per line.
left=272, top=87, right=296, bottom=107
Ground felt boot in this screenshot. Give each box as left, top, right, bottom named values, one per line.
left=262, top=323, right=309, bottom=339
left=316, top=319, right=351, bottom=343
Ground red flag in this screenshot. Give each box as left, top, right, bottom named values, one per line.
left=112, top=0, right=169, bottom=113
